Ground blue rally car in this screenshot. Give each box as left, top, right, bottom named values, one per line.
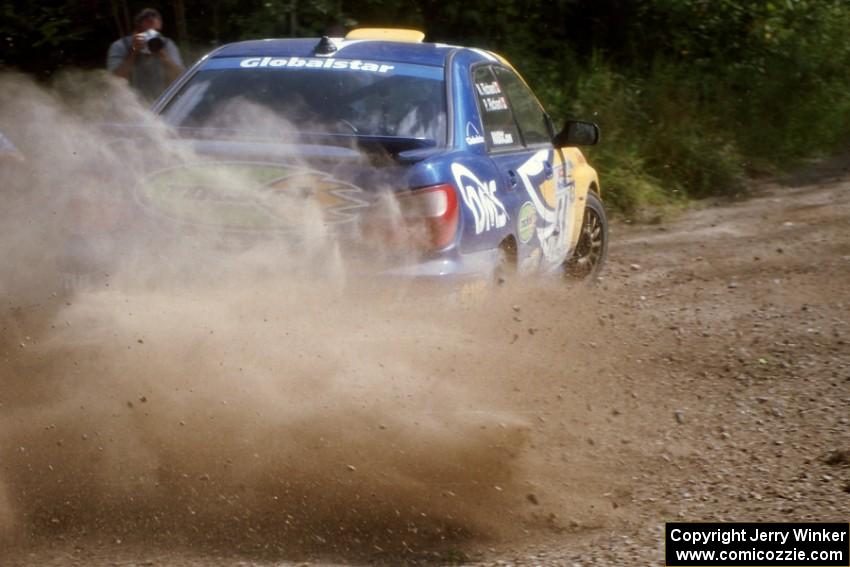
left=73, top=28, right=607, bottom=285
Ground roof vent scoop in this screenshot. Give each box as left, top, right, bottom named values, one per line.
left=315, top=36, right=337, bottom=55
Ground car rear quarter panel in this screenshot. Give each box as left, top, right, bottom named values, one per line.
left=445, top=50, right=517, bottom=254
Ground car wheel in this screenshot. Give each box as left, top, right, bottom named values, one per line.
left=563, top=191, right=608, bottom=280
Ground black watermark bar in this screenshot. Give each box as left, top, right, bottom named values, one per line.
left=666, top=523, right=849, bottom=566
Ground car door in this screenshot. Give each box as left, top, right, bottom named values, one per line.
left=473, top=64, right=577, bottom=271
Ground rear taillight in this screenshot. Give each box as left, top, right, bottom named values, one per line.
left=396, top=183, right=459, bottom=249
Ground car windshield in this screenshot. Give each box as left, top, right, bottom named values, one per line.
left=160, top=57, right=447, bottom=145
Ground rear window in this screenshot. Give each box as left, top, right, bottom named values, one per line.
left=161, top=57, right=447, bottom=145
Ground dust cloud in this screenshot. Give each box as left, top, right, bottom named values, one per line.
left=0, top=72, right=614, bottom=562
left=1, top=284, right=534, bottom=555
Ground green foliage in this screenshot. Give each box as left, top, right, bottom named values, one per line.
left=0, top=1, right=102, bottom=74
left=507, top=0, right=850, bottom=213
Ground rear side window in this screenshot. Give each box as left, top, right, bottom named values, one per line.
left=471, top=66, right=521, bottom=151
left=493, top=67, right=551, bottom=146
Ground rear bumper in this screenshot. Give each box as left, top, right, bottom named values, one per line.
left=377, top=248, right=500, bottom=280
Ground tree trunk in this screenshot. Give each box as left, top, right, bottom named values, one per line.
left=172, top=0, right=189, bottom=43
left=109, top=0, right=131, bottom=37
left=212, top=1, right=220, bottom=44
left=290, top=0, right=298, bottom=37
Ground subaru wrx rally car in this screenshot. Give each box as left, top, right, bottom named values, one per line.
left=67, top=28, right=607, bottom=286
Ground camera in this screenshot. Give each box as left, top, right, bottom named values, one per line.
left=140, top=29, right=165, bottom=54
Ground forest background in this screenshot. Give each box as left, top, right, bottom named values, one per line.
left=3, top=0, right=849, bottom=212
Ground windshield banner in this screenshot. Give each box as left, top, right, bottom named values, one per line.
left=201, top=57, right=443, bottom=80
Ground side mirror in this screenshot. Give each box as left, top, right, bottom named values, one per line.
left=553, top=120, right=600, bottom=147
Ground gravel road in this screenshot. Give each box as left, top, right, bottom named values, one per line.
left=466, top=169, right=850, bottom=565
left=2, top=168, right=848, bottom=566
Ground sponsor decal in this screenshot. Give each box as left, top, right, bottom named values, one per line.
left=451, top=163, right=509, bottom=235
left=239, top=57, right=395, bottom=73
left=482, top=95, right=508, bottom=112
left=465, top=122, right=485, bottom=145
left=475, top=80, right=501, bottom=96
left=516, top=150, right=576, bottom=263
left=490, top=130, right=514, bottom=145
left=136, top=162, right=369, bottom=232
left=517, top=201, right=537, bottom=243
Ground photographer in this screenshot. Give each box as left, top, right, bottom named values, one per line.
left=106, top=8, right=184, bottom=102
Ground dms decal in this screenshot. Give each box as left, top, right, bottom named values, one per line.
left=465, top=122, right=485, bottom=145
left=516, top=150, right=576, bottom=262
left=239, top=57, right=395, bottom=73
left=451, top=163, right=509, bottom=235
left=136, top=162, right=369, bottom=232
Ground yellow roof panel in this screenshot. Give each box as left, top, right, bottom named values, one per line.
left=345, top=28, right=425, bottom=43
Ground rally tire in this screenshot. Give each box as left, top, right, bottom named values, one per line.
left=564, top=191, right=608, bottom=280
